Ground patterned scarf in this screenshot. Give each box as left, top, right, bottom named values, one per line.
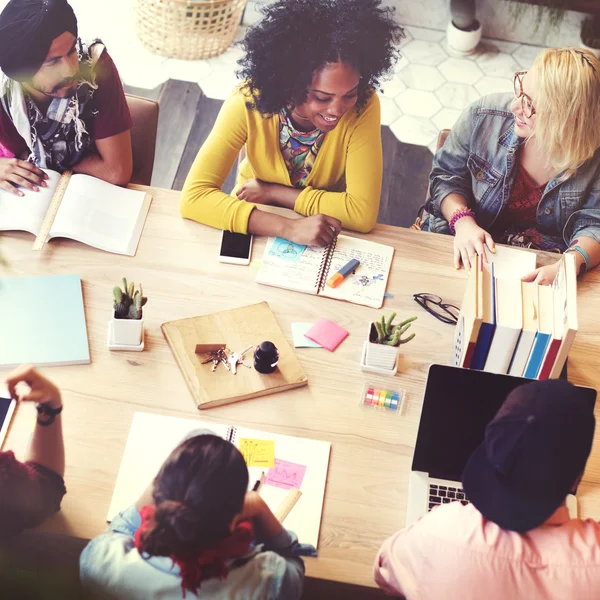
left=0, top=38, right=101, bottom=172
left=134, top=504, right=255, bottom=598
left=279, top=107, right=325, bottom=188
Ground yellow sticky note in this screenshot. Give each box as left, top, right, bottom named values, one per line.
left=239, top=438, right=275, bottom=467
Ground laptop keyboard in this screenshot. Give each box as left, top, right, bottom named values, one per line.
left=428, top=483, right=470, bottom=511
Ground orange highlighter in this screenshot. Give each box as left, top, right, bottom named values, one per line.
left=326, top=258, right=360, bottom=288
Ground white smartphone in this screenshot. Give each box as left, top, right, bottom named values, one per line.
left=0, top=396, right=16, bottom=449
left=219, top=230, right=253, bottom=265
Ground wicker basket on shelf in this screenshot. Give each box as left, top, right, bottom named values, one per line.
left=135, top=0, right=248, bottom=60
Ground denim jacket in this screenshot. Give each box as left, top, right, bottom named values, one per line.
left=79, top=504, right=305, bottom=600
left=426, top=93, right=600, bottom=246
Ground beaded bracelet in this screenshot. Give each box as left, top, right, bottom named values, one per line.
left=449, top=208, right=476, bottom=235
left=565, top=245, right=591, bottom=274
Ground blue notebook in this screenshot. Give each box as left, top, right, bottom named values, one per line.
left=0, top=274, right=90, bottom=367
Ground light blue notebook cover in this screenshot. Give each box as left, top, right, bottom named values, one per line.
left=0, top=274, right=90, bottom=367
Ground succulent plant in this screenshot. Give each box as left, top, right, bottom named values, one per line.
left=113, top=277, right=147, bottom=320
left=373, top=312, right=417, bottom=346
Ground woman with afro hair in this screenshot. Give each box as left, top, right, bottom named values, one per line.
left=180, top=0, right=404, bottom=247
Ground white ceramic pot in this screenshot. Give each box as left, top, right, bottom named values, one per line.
left=446, top=19, right=482, bottom=56
left=111, top=315, right=144, bottom=347
left=580, top=41, right=600, bottom=60
left=365, top=322, right=400, bottom=371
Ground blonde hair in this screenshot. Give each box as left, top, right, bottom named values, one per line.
left=530, top=47, right=600, bottom=178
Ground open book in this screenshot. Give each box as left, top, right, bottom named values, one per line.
left=0, top=169, right=151, bottom=255
left=256, top=234, right=394, bottom=308
left=108, top=412, right=331, bottom=548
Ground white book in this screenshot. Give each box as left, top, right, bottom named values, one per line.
left=484, top=276, right=522, bottom=374
left=548, top=252, right=578, bottom=379
left=108, top=412, right=331, bottom=548
left=484, top=245, right=537, bottom=278
left=508, top=281, right=538, bottom=377
left=0, top=169, right=151, bottom=255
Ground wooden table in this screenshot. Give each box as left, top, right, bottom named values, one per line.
left=3, top=185, right=600, bottom=588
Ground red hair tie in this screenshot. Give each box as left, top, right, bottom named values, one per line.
left=134, top=504, right=254, bottom=597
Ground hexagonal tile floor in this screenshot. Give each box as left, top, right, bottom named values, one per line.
left=70, top=0, right=546, bottom=153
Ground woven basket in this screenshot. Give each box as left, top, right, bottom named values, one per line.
left=135, top=0, right=248, bottom=60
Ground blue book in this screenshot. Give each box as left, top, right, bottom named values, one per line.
left=523, top=332, right=551, bottom=379
left=0, top=274, right=90, bottom=367
left=523, top=284, right=554, bottom=379
left=470, top=263, right=496, bottom=370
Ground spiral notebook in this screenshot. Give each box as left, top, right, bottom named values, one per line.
left=255, top=235, right=394, bottom=308
left=107, top=412, right=331, bottom=548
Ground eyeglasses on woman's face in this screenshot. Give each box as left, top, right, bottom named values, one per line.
left=413, top=293, right=459, bottom=325
left=513, top=71, right=536, bottom=119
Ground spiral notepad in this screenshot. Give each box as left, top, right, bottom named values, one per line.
left=255, top=234, right=394, bottom=309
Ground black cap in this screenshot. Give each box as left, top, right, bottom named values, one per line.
left=462, top=379, right=595, bottom=533
left=0, top=0, right=78, bottom=81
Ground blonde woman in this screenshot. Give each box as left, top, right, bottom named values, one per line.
left=423, top=47, right=600, bottom=284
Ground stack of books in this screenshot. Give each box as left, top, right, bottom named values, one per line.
left=452, top=248, right=577, bottom=380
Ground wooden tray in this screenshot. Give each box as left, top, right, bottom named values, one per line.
left=161, top=301, right=308, bottom=409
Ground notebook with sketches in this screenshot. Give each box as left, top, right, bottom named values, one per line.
left=0, top=169, right=151, bottom=255
left=255, top=235, right=394, bottom=308
left=107, top=412, right=331, bottom=548
left=0, top=274, right=90, bottom=367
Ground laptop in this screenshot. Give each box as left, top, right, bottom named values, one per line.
left=406, top=364, right=597, bottom=526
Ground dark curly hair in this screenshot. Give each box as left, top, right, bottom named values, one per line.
left=237, top=0, right=404, bottom=114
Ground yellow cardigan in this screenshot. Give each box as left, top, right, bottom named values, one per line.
left=180, top=86, right=382, bottom=234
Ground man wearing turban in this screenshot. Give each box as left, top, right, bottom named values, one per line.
left=0, top=0, right=133, bottom=195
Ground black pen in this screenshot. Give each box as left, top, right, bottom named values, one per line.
left=252, top=471, right=265, bottom=491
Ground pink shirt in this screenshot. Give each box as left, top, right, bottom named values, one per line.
left=374, top=502, right=600, bottom=600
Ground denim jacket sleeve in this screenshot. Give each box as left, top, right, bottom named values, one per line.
left=261, top=528, right=305, bottom=600
left=429, top=100, right=481, bottom=218
left=563, top=177, right=600, bottom=245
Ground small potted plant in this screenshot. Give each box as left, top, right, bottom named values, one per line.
left=110, top=277, right=147, bottom=348
left=446, top=0, right=482, bottom=56
left=581, top=16, right=600, bottom=59
left=364, top=312, right=417, bottom=373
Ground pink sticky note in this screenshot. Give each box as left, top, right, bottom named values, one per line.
left=265, top=459, right=307, bottom=490
left=304, top=317, right=349, bottom=352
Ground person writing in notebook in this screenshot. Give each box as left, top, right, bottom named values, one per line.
left=420, top=48, right=600, bottom=284
left=374, top=379, right=600, bottom=599
left=180, top=0, right=404, bottom=247
left=0, top=365, right=66, bottom=538
left=0, top=0, right=133, bottom=196
left=80, top=433, right=305, bottom=599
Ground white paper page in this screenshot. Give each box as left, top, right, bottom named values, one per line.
left=255, top=236, right=327, bottom=295
left=0, top=169, right=60, bottom=235
left=484, top=245, right=536, bottom=278
left=234, top=425, right=331, bottom=548
left=319, top=235, right=394, bottom=308
left=107, top=413, right=230, bottom=521
left=49, top=174, right=149, bottom=255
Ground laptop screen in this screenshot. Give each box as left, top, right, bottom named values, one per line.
left=412, top=365, right=597, bottom=482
